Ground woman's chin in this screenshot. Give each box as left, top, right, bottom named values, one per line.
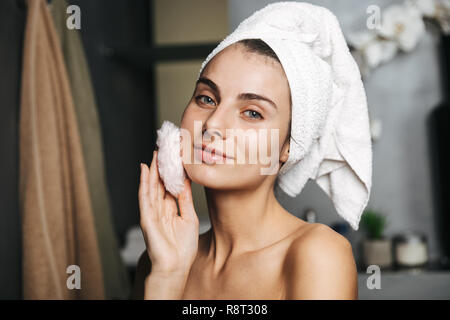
left=184, top=163, right=235, bottom=188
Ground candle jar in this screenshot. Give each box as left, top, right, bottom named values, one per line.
left=362, top=237, right=393, bottom=269
left=393, top=232, right=428, bottom=269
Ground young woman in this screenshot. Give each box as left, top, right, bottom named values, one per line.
left=132, top=38, right=358, bottom=300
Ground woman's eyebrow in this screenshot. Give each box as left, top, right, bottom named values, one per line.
left=196, top=77, right=221, bottom=103
left=237, top=93, right=278, bottom=110
left=196, top=77, right=277, bottom=110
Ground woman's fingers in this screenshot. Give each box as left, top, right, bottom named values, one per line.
left=177, top=177, right=197, bottom=222
left=164, top=191, right=179, bottom=217
left=149, top=150, right=166, bottom=202
left=148, top=151, right=159, bottom=203
left=148, top=150, right=180, bottom=220
left=138, top=163, right=151, bottom=219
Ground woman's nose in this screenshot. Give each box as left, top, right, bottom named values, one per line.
left=202, top=103, right=233, bottom=141
left=203, top=127, right=222, bottom=142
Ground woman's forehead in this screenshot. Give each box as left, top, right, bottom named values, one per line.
left=204, top=43, right=283, bottom=75
left=200, top=44, right=291, bottom=102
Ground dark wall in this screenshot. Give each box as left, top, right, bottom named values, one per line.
left=0, top=0, right=25, bottom=300
left=69, top=0, right=156, bottom=247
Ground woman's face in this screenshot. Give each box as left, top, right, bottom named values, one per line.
left=180, top=42, right=291, bottom=191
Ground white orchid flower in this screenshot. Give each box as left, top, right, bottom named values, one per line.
left=364, top=39, right=399, bottom=68
left=435, top=0, right=450, bottom=34
left=378, top=3, right=426, bottom=52
left=410, top=0, right=437, bottom=17
left=347, top=30, right=377, bottom=50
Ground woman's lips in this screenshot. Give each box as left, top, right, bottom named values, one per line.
left=194, top=144, right=234, bottom=163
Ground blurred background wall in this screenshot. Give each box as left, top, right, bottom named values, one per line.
left=69, top=0, right=154, bottom=248
left=0, top=0, right=26, bottom=300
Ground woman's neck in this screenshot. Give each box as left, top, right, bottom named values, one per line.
left=203, top=178, right=298, bottom=271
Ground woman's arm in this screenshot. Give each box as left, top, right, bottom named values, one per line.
left=132, top=250, right=192, bottom=300
left=143, top=268, right=191, bottom=300
left=284, top=224, right=358, bottom=300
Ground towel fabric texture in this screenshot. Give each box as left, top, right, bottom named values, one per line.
left=197, top=2, right=372, bottom=230
left=19, top=0, right=104, bottom=299
left=50, top=0, right=130, bottom=299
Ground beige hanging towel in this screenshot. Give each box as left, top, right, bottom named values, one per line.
left=50, top=0, right=131, bottom=299
left=19, top=0, right=104, bottom=299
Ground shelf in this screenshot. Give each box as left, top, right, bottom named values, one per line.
left=358, top=270, right=450, bottom=299
left=102, top=43, right=219, bottom=68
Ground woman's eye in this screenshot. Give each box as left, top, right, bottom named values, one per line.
left=196, top=95, right=216, bottom=106
left=243, top=110, right=263, bottom=120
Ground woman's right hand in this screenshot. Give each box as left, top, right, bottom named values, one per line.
left=139, top=150, right=199, bottom=276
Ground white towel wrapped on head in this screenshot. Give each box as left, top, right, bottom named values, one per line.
left=197, top=1, right=372, bottom=230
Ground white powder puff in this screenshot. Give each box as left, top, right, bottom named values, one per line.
left=156, top=120, right=186, bottom=197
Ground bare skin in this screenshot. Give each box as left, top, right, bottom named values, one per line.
left=133, top=42, right=358, bottom=300
left=133, top=154, right=357, bottom=300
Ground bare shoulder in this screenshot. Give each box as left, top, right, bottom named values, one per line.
left=283, top=223, right=358, bottom=299
left=288, top=223, right=353, bottom=255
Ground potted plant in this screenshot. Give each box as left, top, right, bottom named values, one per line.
left=360, top=209, right=392, bottom=269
